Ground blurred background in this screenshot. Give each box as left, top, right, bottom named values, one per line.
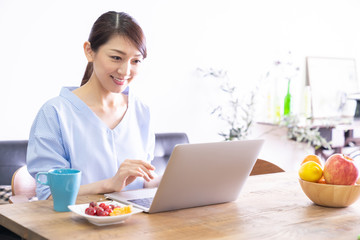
left=1, top=0, right=360, bottom=143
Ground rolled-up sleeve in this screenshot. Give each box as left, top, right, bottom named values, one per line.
left=27, top=104, right=69, bottom=200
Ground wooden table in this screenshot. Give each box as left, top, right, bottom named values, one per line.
left=1, top=172, right=360, bottom=240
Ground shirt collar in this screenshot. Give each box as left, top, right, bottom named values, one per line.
left=59, top=86, right=131, bottom=110
left=60, top=87, right=84, bottom=110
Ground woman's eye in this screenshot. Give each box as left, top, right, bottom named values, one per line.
left=133, top=59, right=142, bottom=64
left=111, top=56, right=121, bottom=61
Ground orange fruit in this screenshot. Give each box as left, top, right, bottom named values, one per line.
left=109, top=205, right=133, bottom=216
left=301, top=154, right=322, bottom=167
left=317, top=175, right=326, bottom=184
left=298, top=161, right=323, bottom=182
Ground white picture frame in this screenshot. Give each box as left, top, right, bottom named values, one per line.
left=306, top=57, right=358, bottom=119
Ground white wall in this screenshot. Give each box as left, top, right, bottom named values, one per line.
left=1, top=0, right=360, bottom=143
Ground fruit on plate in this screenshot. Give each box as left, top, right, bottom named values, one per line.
left=323, top=154, right=359, bottom=185
left=299, top=161, right=323, bottom=182
left=110, top=205, right=133, bottom=216
left=85, top=201, right=132, bottom=217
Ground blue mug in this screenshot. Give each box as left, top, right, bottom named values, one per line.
left=36, top=169, right=81, bottom=212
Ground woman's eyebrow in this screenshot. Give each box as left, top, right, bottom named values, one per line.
left=110, top=49, right=126, bottom=55
left=110, top=49, right=142, bottom=57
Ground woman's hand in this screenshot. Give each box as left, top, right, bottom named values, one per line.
left=77, top=159, right=155, bottom=196
left=110, top=159, right=155, bottom=192
left=144, top=171, right=162, bottom=188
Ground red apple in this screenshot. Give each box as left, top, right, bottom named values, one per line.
left=323, top=154, right=359, bottom=185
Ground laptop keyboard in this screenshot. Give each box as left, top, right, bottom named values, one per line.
left=128, top=197, right=154, bottom=208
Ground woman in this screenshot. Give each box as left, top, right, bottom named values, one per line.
left=27, top=11, right=156, bottom=200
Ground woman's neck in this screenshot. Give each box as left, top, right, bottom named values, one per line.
left=74, top=79, right=127, bottom=109
left=73, top=80, right=129, bottom=129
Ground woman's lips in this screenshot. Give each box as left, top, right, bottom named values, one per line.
left=111, top=75, right=126, bottom=85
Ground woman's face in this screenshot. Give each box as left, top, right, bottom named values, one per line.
left=85, top=35, right=143, bottom=93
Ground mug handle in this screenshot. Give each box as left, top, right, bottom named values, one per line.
left=35, top=172, right=49, bottom=185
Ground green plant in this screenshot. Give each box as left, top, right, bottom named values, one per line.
left=197, top=68, right=258, bottom=140
left=280, top=115, right=332, bottom=150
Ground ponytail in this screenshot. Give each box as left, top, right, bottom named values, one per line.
left=81, top=62, right=93, bottom=86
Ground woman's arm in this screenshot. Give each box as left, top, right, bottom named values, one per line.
left=27, top=106, right=71, bottom=200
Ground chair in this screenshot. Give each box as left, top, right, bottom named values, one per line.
left=9, top=165, right=36, bottom=203
left=152, top=132, right=189, bottom=175
left=0, top=140, right=28, bottom=185
left=250, top=159, right=285, bottom=176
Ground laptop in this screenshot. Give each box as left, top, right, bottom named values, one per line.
left=105, top=139, right=264, bottom=213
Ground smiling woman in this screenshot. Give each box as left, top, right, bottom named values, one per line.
left=26, top=11, right=157, bottom=201
left=80, top=12, right=147, bottom=87
left=80, top=35, right=144, bottom=95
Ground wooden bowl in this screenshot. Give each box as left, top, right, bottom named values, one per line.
left=299, top=179, right=360, bottom=207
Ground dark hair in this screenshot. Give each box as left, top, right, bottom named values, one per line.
left=81, top=11, right=147, bottom=86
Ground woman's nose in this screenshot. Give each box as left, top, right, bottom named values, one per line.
left=118, top=62, right=131, bottom=77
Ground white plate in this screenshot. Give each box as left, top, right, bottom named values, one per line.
left=68, top=201, right=143, bottom=226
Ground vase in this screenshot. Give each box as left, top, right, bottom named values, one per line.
left=284, top=79, right=291, bottom=116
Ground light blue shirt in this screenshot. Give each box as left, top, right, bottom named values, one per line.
left=27, top=87, right=155, bottom=200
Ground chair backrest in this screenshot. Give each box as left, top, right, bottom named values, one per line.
left=11, top=165, right=36, bottom=199
left=152, top=133, right=189, bottom=175
left=0, top=140, right=28, bottom=185
left=250, top=159, right=285, bottom=176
